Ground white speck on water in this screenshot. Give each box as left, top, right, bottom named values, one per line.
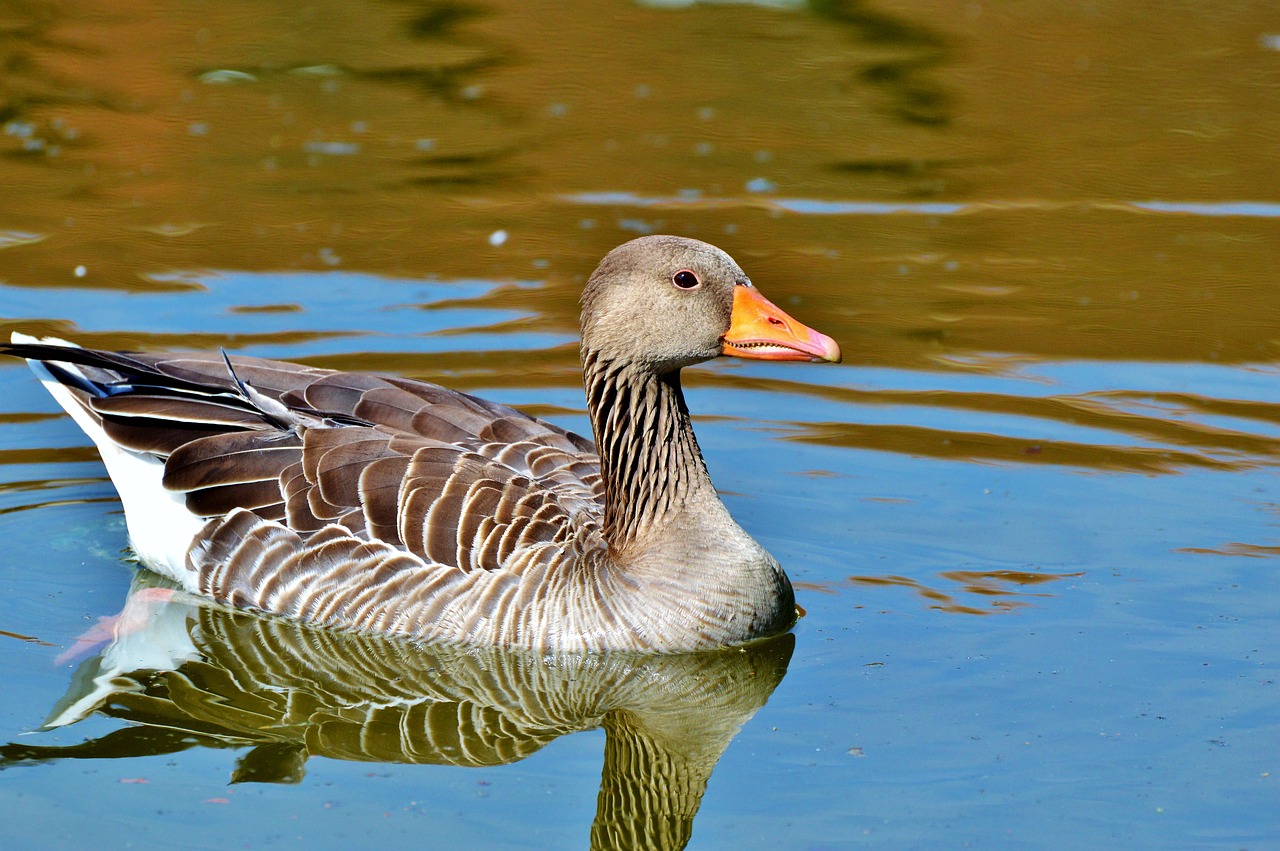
left=304, top=140, right=360, bottom=156
left=618, top=218, right=661, bottom=235
left=289, top=64, right=342, bottom=77
left=199, top=69, right=257, bottom=85
left=73, top=265, right=86, bottom=278
left=745, top=177, right=776, bottom=193
left=488, top=230, right=508, bottom=247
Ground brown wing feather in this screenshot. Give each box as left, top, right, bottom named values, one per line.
left=92, top=395, right=270, bottom=428
left=358, top=455, right=412, bottom=545
left=164, top=431, right=303, bottom=490
left=9, top=342, right=604, bottom=577
left=145, top=353, right=332, bottom=398
left=285, top=372, right=397, bottom=419
left=102, top=417, right=242, bottom=456
left=392, top=445, right=599, bottom=573
left=142, top=354, right=605, bottom=574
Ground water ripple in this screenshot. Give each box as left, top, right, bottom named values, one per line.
left=561, top=193, right=1280, bottom=218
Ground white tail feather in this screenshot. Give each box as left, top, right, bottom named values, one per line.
left=12, top=332, right=204, bottom=588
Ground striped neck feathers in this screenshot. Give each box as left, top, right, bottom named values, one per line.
left=582, top=351, right=717, bottom=555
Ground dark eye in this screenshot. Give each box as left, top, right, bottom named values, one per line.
left=672, top=269, right=701, bottom=290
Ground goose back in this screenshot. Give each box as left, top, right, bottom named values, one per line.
left=25, top=346, right=606, bottom=576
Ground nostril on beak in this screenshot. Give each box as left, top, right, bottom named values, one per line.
left=767, top=316, right=786, bottom=328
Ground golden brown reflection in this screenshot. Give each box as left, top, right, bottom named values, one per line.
left=696, top=371, right=1280, bottom=473
left=789, top=421, right=1244, bottom=474
left=1179, top=544, right=1280, bottom=559
left=0, top=0, right=1276, bottom=370
left=2, top=574, right=793, bottom=851
left=0, top=628, right=55, bottom=648
left=832, top=567, right=1085, bottom=615
left=0, top=0, right=1274, bottom=491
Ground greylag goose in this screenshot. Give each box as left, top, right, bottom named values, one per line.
left=4, top=235, right=840, bottom=652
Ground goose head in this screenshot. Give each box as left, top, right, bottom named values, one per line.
left=581, top=235, right=841, bottom=373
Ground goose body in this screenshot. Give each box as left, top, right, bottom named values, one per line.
left=5, top=236, right=840, bottom=652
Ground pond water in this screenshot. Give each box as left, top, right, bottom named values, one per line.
left=1, top=1, right=1277, bottom=848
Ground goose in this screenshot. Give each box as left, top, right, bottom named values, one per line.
left=4, top=235, right=840, bottom=652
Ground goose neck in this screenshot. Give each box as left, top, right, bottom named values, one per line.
left=582, top=351, right=716, bottom=554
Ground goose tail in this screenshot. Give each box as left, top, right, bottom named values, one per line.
left=8, top=332, right=204, bottom=587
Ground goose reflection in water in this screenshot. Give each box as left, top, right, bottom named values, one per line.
left=2, top=572, right=794, bottom=851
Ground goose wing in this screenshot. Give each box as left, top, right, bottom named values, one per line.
left=6, top=343, right=604, bottom=575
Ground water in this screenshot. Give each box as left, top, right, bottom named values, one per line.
left=1, top=1, right=1277, bottom=848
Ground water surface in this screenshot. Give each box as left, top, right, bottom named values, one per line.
left=1, top=1, right=1277, bottom=848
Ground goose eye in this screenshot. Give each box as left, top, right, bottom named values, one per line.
left=672, top=269, right=701, bottom=290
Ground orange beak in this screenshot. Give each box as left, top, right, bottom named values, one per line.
left=722, top=285, right=842, bottom=363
